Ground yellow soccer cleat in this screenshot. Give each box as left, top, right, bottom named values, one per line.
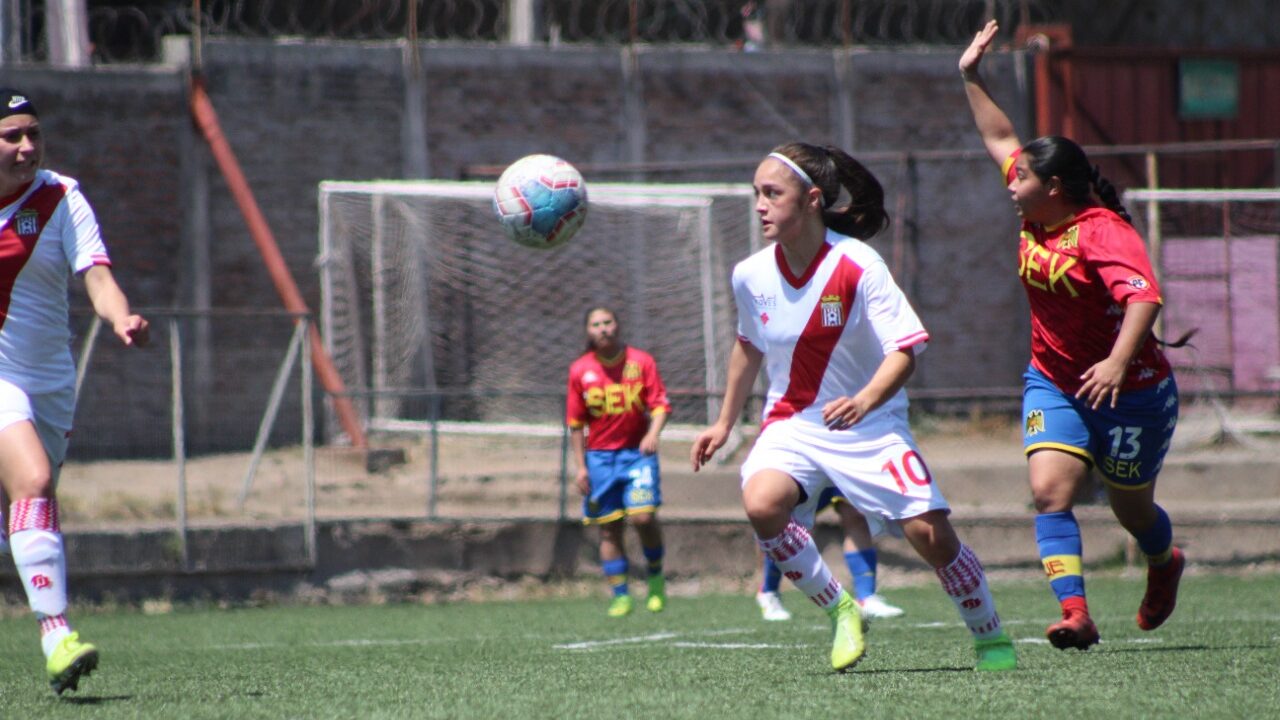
left=47, top=631, right=99, bottom=695
left=607, top=594, right=635, bottom=618
left=828, top=592, right=867, bottom=672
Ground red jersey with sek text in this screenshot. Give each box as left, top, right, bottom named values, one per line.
left=566, top=346, right=670, bottom=451
left=1004, top=152, right=1170, bottom=396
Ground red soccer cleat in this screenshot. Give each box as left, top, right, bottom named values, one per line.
left=1047, top=596, right=1100, bottom=650
left=1137, top=547, right=1185, bottom=631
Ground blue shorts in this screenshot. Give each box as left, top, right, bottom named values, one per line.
left=582, top=449, right=662, bottom=524
left=1022, top=365, right=1179, bottom=489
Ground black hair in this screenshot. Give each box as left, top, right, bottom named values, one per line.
left=1022, top=135, right=1132, bottom=224
left=770, top=142, right=890, bottom=239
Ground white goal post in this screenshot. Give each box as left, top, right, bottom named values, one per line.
left=317, top=180, right=762, bottom=440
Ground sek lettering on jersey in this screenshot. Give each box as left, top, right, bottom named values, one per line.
left=581, top=364, right=646, bottom=418
left=1019, top=230, right=1079, bottom=297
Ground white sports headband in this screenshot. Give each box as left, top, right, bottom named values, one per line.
left=768, top=152, right=814, bottom=187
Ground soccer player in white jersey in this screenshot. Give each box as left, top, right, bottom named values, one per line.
left=691, top=142, right=1016, bottom=672
left=0, top=89, right=150, bottom=694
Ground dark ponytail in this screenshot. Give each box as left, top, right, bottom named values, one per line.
left=1089, top=165, right=1132, bottom=224
left=1022, top=135, right=1132, bottom=225
left=769, top=142, right=890, bottom=239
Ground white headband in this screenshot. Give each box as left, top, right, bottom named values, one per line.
left=768, top=152, right=814, bottom=187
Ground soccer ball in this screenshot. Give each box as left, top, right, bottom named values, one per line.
left=492, top=154, right=588, bottom=250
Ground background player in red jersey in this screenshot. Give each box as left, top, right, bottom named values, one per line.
left=567, top=307, right=671, bottom=617
left=692, top=142, right=1015, bottom=672
left=0, top=89, right=149, bottom=694
left=961, top=21, right=1185, bottom=651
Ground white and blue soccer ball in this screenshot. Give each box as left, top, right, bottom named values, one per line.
left=492, top=154, right=588, bottom=250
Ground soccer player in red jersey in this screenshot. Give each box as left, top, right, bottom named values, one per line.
left=0, top=89, right=150, bottom=694
left=961, top=21, right=1185, bottom=651
left=567, top=307, right=671, bottom=617
left=692, top=143, right=1016, bottom=672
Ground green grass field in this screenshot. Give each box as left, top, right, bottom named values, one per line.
left=1, top=572, right=1277, bottom=718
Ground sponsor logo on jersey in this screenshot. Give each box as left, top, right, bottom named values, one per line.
left=1138, top=367, right=1155, bottom=380
left=582, top=371, right=598, bottom=383
left=1057, top=225, right=1079, bottom=250
left=1025, top=408, right=1045, bottom=437
left=820, top=294, right=844, bottom=328
left=622, top=361, right=641, bottom=381
left=15, top=209, right=39, bottom=236
left=752, top=292, right=776, bottom=309
left=1128, top=275, right=1150, bottom=290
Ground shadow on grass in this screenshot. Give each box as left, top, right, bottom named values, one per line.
left=59, top=695, right=133, bottom=705
left=1104, top=643, right=1273, bottom=654
left=813, top=666, right=974, bottom=676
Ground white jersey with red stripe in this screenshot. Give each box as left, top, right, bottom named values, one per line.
left=733, top=230, right=928, bottom=441
left=0, top=170, right=111, bottom=394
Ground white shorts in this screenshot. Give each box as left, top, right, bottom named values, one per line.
left=741, top=419, right=950, bottom=534
left=0, top=378, right=74, bottom=470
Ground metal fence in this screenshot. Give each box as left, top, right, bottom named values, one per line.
left=65, top=308, right=317, bottom=571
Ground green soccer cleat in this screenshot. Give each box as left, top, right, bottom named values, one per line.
left=646, top=575, right=666, bottom=613
left=828, top=592, right=867, bottom=672
left=47, top=631, right=99, bottom=695
left=607, top=594, right=634, bottom=618
left=974, top=632, right=1018, bottom=671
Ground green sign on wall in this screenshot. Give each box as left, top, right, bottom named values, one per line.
left=1179, top=59, right=1239, bottom=119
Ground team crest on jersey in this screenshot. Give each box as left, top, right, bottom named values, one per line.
left=623, top=362, right=642, bottom=381
left=15, top=209, right=39, bottom=237
left=1127, top=276, right=1150, bottom=290
left=1057, top=225, right=1079, bottom=250
left=1025, top=409, right=1045, bottom=437
left=820, top=294, right=844, bottom=328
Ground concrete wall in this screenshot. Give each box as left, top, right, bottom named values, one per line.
left=3, top=39, right=1033, bottom=455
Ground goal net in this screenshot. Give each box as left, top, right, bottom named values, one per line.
left=317, top=180, right=761, bottom=439
left=1124, top=188, right=1280, bottom=442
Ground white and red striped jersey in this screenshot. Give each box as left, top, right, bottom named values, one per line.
left=0, top=170, right=111, bottom=393
left=733, top=231, right=928, bottom=438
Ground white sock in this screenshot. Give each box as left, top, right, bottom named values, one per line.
left=10, top=498, right=71, bottom=656
left=758, top=521, right=844, bottom=612
left=935, top=544, right=1002, bottom=639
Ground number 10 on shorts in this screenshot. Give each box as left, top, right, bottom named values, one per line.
left=882, top=450, right=933, bottom=494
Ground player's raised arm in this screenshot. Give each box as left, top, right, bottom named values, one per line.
left=959, top=20, right=1021, bottom=168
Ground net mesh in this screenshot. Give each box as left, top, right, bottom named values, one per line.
left=1125, top=189, right=1280, bottom=443
left=319, top=181, right=759, bottom=435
